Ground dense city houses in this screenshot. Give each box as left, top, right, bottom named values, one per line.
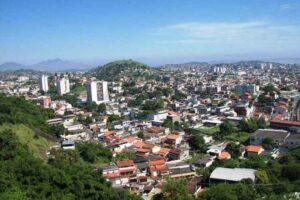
left=1, top=60, right=300, bottom=199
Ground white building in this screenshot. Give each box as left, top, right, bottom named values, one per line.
left=87, top=80, right=109, bottom=104
left=17, top=76, right=29, bottom=82
left=213, top=66, right=226, bottom=74
left=39, top=75, right=48, bottom=92
left=57, top=77, right=70, bottom=95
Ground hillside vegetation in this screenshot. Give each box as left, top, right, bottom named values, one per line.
left=0, top=95, right=65, bottom=138
left=91, top=59, right=157, bottom=81
left=0, top=129, right=141, bottom=200
left=0, top=94, right=141, bottom=199
left=0, top=124, right=50, bottom=159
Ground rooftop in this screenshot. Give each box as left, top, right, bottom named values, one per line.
left=246, top=145, right=263, bottom=153
left=210, top=167, right=256, bottom=182
left=252, top=129, right=290, bottom=140
left=116, top=159, right=135, bottom=168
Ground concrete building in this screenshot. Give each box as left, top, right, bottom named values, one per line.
left=57, top=77, right=70, bottom=95
left=39, top=75, right=48, bottom=92
left=87, top=80, right=109, bottom=104
left=213, top=66, right=226, bottom=74
left=234, top=84, right=257, bottom=95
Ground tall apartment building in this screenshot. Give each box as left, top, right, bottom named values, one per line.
left=57, top=77, right=70, bottom=95
left=213, top=66, right=226, bottom=74
left=39, top=75, right=49, bottom=92
left=87, top=80, right=109, bottom=104
left=234, top=84, right=257, bottom=95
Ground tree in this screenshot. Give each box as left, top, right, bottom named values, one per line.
left=225, top=143, right=241, bottom=159
left=219, top=121, right=234, bottom=136
left=242, top=155, right=266, bottom=169
left=234, top=183, right=257, bottom=200
left=189, top=134, right=206, bottom=152
left=76, top=142, right=112, bottom=164
left=196, top=167, right=210, bottom=182
left=108, top=114, right=121, bottom=123
left=262, top=137, right=274, bottom=150
left=256, top=169, right=269, bottom=184
left=257, top=117, right=267, bottom=129
left=163, top=118, right=173, bottom=130
left=171, top=90, right=187, bottom=101
left=0, top=129, right=141, bottom=200
left=48, top=124, right=66, bottom=137
left=199, top=184, right=238, bottom=200
left=281, top=163, right=300, bottom=181
left=137, top=131, right=144, bottom=139
left=142, top=99, right=164, bottom=111
left=199, top=183, right=256, bottom=200
left=152, top=178, right=193, bottom=200
left=240, top=118, right=259, bottom=133
left=113, top=152, right=136, bottom=162
left=97, top=103, right=106, bottom=114
left=86, top=102, right=97, bottom=112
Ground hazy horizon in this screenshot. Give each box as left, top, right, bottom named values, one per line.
left=1, top=0, right=300, bottom=66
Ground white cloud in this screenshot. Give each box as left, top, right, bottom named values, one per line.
left=153, top=21, right=300, bottom=49
left=280, top=3, right=300, bottom=10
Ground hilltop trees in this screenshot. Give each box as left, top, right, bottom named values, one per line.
left=93, top=59, right=150, bottom=81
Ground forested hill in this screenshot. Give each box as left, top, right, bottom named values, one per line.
left=0, top=94, right=141, bottom=199
left=0, top=129, right=141, bottom=199
left=90, top=59, right=157, bottom=81
left=0, top=95, right=63, bottom=138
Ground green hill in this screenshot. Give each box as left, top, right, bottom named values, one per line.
left=91, top=59, right=151, bottom=81
left=0, top=95, right=65, bottom=138
left=0, top=128, right=141, bottom=200
left=0, top=124, right=50, bottom=160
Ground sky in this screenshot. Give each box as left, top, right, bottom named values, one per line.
left=0, top=0, right=300, bottom=66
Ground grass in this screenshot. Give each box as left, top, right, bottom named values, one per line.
left=71, top=85, right=86, bottom=95
left=197, top=126, right=220, bottom=135
left=0, top=124, right=50, bottom=159
left=224, top=132, right=250, bottom=144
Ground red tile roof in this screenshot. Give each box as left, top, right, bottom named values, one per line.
left=137, top=148, right=150, bottom=153
left=167, top=134, right=179, bottom=140
left=116, top=159, right=135, bottom=168
left=149, top=159, right=166, bottom=166
left=218, top=151, right=231, bottom=160
left=132, top=140, right=145, bottom=148
left=246, top=145, right=263, bottom=153
left=271, top=120, right=300, bottom=127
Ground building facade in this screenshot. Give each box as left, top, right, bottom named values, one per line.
left=234, top=84, right=257, bottom=95
left=87, top=80, right=109, bottom=104
left=39, top=75, right=49, bottom=92
left=57, top=77, right=70, bottom=95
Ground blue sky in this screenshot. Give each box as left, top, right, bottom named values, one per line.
left=0, top=0, right=300, bottom=66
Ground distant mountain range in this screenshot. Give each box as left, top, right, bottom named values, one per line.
left=0, top=59, right=89, bottom=72
left=162, top=58, right=300, bottom=67
left=1, top=57, right=300, bottom=72
left=0, top=62, right=26, bottom=71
